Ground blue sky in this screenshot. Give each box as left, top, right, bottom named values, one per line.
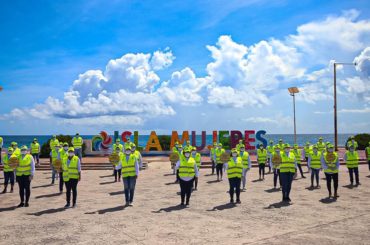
left=0, top=0, right=370, bottom=135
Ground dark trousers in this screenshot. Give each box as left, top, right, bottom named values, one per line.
left=228, top=177, right=241, bottom=201
left=216, top=164, right=223, bottom=179
left=297, top=164, right=305, bottom=177
left=123, top=176, right=137, bottom=203
left=273, top=169, right=281, bottom=188
left=280, top=172, right=294, bottom=200
left=266, top=158, right=271, bottom=172
left=368, top=160, right=370, bottom=171
left=65, top=179, right=78, bottom=205
left=59, top=173, right=64, bottom=192
left=259, top=164, right=265, bottom=178
left=114, top=169, right=122, bottom=180
left=16, top=175, right=31, bottom=204
left=348, top=167, right=359, bottom=184
left=0, top=148, right=2, bottom=163
left=32, top=153, right=40, bottom=164
left=211, top=160, right=215, bottom=174
left=325, top=173, right=338, bottom=195
left=194, top=176, right=198, bottom=189
left=4, top=171, right=15, bottom=185
left=179, top=178, right=194, bottom=204
left=311, top=168, right=320, bottom=186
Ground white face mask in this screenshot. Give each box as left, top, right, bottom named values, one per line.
left=285, top=150, right=290, bottom=154
left=328, top=148, right=333, bottom=153
left=350, top=148, right=354, bottom=152
left=240, top=149, right=245, bottom=153
left=55, top=147, right=60, bottom=151
left=132, top=147, right=136, bottom=151
left=184, top=153, right=190, bottom=158
left=313, top=149, right=318, bottom=154
left=191, top=151, right=196, bottom=155
left=232, top=153, right=238, bottom=157
left=68, top=152, right=74, bottom=157
left=125, top=151, right=131, bottom=155
left=178, top=148, right=183, bottom=152
left=21, top=150, right=27, bottom=155
left=63, top=147, right=68, bottom=151
left=116, top=150, right=120, bottom=154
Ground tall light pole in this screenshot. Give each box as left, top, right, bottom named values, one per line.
left=288, top=87, right=299, bottom=145
left=333, top=62, right=356, bottom=151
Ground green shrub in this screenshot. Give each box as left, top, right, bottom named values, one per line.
left=40, top=135, right=86, bottom=158
left=345, top=133, right=370, bottom=150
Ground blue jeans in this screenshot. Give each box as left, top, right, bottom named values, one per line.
left=74, top=148, right=82, bottom=160
left=311, top=168, right=320, bottom=186
left=123, top=176, right=137, bottom=203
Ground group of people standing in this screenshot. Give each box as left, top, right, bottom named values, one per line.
left=1, top=135, right=370, bottom=209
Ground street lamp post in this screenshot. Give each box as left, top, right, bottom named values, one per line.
left=333, top=62, right=356, bottom=151
left=288, top=87, right=299, bottom=145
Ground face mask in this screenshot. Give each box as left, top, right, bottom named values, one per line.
left=191, top=151, right=196, bottom=155
left=313, top=149, right=318, bottom=154
left=350, top=148, right=354, bottom=152
left=328, top=148, right=333, bottom=153
left=184, top=153, right=190, bottom=158
left=125, top=151, right=131, bottom=155
left=179, top=148, right=183, bottom=152
left=21, top=151, right=27, bottom=155
left=63, top=147, right=68, bottom=151
left=132, top=147, right=136, bottom=151
left=232, top=153, right=238, bottom=157
left=68, top=152, right=74, bottom=157
left=240, top=149, right=245, bottom=153
left=285, top=150, right=290, bottom=154
left=116, top=150, right=120, bottom=154
left=275, top=150, right=280, bottom=153
left=55, top=147, right=60, bottom=151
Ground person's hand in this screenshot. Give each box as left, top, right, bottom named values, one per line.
left=135, top=175, right=138, bottom=179
left=29, top=175, right=33, bottom=181
left=79, top=175, right=81, bottom=181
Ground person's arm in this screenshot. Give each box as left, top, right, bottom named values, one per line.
left=30, top=156, right=35, bottom=177
left=77, top=158, right=81, bottom=172
left=135, top=160, right=139, bottom=177
left=223, top=162, right=228, bottom=172
left=248, top=156, right=251, bottom=170
left=38, top=144, right=41, bottom=153
left=307, top=156, right=311, bottom=168
left=343, top=153, right=347, bottom=162
left=321, top=157, right=328, bottom=170
left=175, top=160, right=180, bottom=171
left=139, top=152, right=143, bottom=168
left=293, top=156, right=297, bottom=168
left=194, top=163, right=199, bottom=177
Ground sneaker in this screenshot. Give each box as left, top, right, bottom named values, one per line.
left=185, top=202, right=189, bottom=206
left=129, top=202, right=133, bottom=206
left=302, top=176, right=306, bottom=178
left=125, top=202, right=130, bottom=207
left=1, top=189, right=6, bottom=194
left=230, top=199, right=234, bottom=204
left=72, top=204, right=77, bottom=208
left=180, top=203, right=185, bottom=206
left=64, top=203, right=70, bottom=208
left=236, top=200, right=241, bottom=204
left=25, top=203, right=29, bottom=207
left=10, top=188, right=13, bottom=193
left=17, top=203, right=24, bottom=208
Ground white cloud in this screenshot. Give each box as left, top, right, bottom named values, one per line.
left=150, top=48, right=175, bottom=70
left=243, top=114, right=293, bottom=127
left=60, top=115, right=144, bottom=126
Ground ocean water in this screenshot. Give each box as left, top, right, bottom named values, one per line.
left=0, top=134, right=353, bottom=149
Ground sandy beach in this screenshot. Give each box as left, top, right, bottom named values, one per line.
left=1, top=160, right=370, bottom=245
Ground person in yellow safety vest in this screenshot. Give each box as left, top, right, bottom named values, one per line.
left=308, top=145, right=322, bottom=189
left=257, top=144, right=267, bottom=180
left=72, top=133, right=83, bottom=161
left=215, top=143, right=225, bottom=181
left=15, top=145, right=35, bottom=207
left=293, top=144, right=305, bottom=178
left=0, top=136, right=3, bottom=163
left=2, top=147, right=15, bottom=193
left=239, top=147, right=251, bottom=191
left=11, top=142, right=21, bottom=157
left=50, top=143, right=61, bottom=185
left=184, top=140, right=192, bottom=152
left=210, top=142, right=217, bottom=175
left=344, top=144, right=360, bottom=186
left=346, top=136, right=358, bottom=151
left=62, top=147, right=81, bottom=208
left=316, top=137, right=326, bottom=153
left=191, top=147, right=201, bottom=191
left=172, top=141, right=179, bottom=153
left=322, top=144, right=340, bottom=199
left=236, top=139, right=245, bottom=153
left=280, top=144, right=297, bottom=203
left=49, top=135, right=59, bottom=151
left=118, top=145, right=139, bottom=206
left=113, top=146, right=123, bottom=182
left=366, top=142, right=370, bottom=171
left=123, top=137, right=131, bottom=149
left=270, top=145, right=282, bottom=189
left=278, top=139, right=284, bottom=152
left=57, top=143, right=69, bottom=193
left=131, top=143, right=142, bottom=169
left=303, top=142, right=312, bottom=173
left=174, top=144, right=184, bottom=183
left=112, top=139, right=123, bottom=176
left=175, top=147, right=199, bottom=206
left=266, top=140, right=275, bottom=174
left=223, top=148, right=244, bottom=204
left=30, top=138, right=40, bottom=167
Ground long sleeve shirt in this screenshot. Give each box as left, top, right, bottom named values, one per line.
left=321, top=155, right=340, bottom=173
left=175, top=159, right=199, bottom=181
left=223, top=158, right=245, bottom=177
left=116, top=155, right=139, bottom=176
left=66, top=157, right=81, bottom=172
